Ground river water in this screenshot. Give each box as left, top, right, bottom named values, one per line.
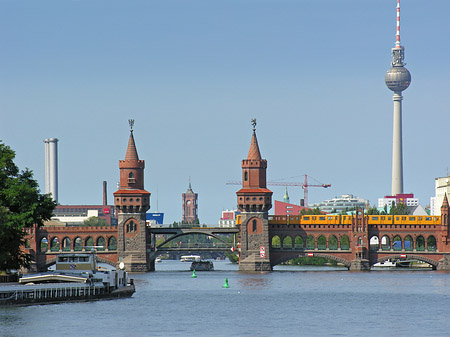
left=1, top=260, right=449, bottom=337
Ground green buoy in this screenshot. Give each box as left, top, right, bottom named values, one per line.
left=191, top=269, right=197, bottom=278
left=222, top=277, right=229, bottom=288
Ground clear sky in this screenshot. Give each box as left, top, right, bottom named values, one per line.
left=1, top=0, right=449, bottom=224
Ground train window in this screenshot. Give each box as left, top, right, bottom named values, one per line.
left=409, top=217, right=415, bottom=221
left=319, top=217, right=325, bottom=220
left=425, top=217, right=431, bottom=221
left=303, top=217, right=310, bottom=220
left=328, top=217, right=333, bottom=220
left=373, top=217, right=378, bottom=220
left=388, top=217, right=391, bottom=220
left=396, top=217, right=399, bottom=221
left=402, top=217, right=406, bottom=220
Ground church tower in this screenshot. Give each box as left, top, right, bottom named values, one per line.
left=182, top=179, right=198, bottom=224
left=113, top=120, right=151, bottom=271
left=237, top=119, right=273, bottom=271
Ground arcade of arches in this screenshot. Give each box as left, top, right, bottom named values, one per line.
left=271, top=234, right=437, bottom=252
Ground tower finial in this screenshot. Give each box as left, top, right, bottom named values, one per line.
left=395, top=0, right=401, bottom=48
left=128, top=119, right=135, bottom=132
left=251, top=118, right=256, bottom=132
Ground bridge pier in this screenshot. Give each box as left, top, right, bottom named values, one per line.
left=437, top=254, right=450, bottom=271
left=349, top=258, right=370, bottom=271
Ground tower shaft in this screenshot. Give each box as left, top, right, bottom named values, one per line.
left=391, top=92, right=403, bottom=195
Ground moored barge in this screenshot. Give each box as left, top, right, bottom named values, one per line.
left=0, top=252, right=135, bottom=306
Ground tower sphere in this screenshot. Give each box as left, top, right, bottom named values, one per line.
left=385, top=66, right=411, bottom=92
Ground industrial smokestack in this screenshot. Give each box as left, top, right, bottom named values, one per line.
left=44, top=138, right=58, bottom=202
left=103, top=181, right=108, bottom=205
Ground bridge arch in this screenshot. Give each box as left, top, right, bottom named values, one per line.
left=271, top=252, right=351, bottom=269
left=156, top=231, right=230, bottom=250
left=373, top=254, right=438, bottom=269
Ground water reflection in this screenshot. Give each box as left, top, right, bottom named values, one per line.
left=238, top=276, right=271, bottom=289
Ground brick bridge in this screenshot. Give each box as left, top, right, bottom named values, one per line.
left=265, top=212, right=450, bottom=270
left=22, top=123, right=450, bottom=272
left=24, top=224, right=238, bottom=271
left=235, top=122, right=450, bottom=272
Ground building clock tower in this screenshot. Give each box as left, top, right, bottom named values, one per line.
left=182, top=179, right=198, bottom=224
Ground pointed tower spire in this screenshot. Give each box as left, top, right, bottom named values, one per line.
left=283, top=186, right=290, bottom=204
left=125, top=132, right=139, bottom=161
left=247, top=118, right=262, bottom=160
left=443, top=193, right=449, bottom=208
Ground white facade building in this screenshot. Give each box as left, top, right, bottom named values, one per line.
left=433, top=175, right=450, bottom=215
left=311, top=194, right=369, bottom=214
left=218, top=209, right=241, bottom=227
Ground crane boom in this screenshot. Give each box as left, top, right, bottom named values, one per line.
left=226, top=174, right=331, bottom=207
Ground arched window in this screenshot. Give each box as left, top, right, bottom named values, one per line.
left=85, top=237, right=94, bottom=249
left=97, top=237, right=106, bottom=251
left=427, top=236, right=436, bottom=251
left=128, top=172, right=136, bottom=184
left=393, top=235, right=402, bottom=251
left=74, top=237, right=83, bottom=251
left=244, top=171, right=248, bottom=181
left=404, top=235, right=413, bottom=251
left=282, top=236, right=293, bottom=249
left=271, top=235, right=281, bottom=249
left=340, top=235, right=350, bottom=250
left=416, top=236, right=425, bottom=251
left=24, top=239, right=31, bottom=249
left=369, top=236, right=379, bottom=251
left=329, top=235, right=338, bottom=250
left=381, top=235, right=391, bottom=251
left=50, top=237, right=60, bottom=252
left=317, top=235, right=326, bottom=250
left=252, top=219, right=257, bottom=232
left=108, top=237, right=117, bottom=250
left=40, top=237, right=48, bottom=253
left=62, top=237, right=71, bottom=251
left=294, top=236, right=304, bottom=250
left=306, top=235, right=315, bottom=250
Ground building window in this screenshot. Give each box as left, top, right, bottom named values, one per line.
left=128, top=172, right=136, bottom=184
left=244, top=171, right=248, bottom=181
left=252, top=219, right=257, bottom=232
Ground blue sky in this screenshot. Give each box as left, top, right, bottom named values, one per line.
left=1, top=0, right=449, bottom=224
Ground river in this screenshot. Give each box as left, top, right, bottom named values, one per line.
left=1, top=260, right=449, bottom=337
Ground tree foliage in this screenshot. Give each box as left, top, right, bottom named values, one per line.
left=0, top=143, right=56, bottom=271
left=300, top=207, right=323, bottom=215
left=389, top=202, right=409, bottom=215
left=83, top=216, right=107, bottom=226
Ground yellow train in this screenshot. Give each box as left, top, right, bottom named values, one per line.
left=264, top=214, right=441, bottom=226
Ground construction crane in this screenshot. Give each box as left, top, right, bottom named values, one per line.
left=226, top=174, right=331, bottom=207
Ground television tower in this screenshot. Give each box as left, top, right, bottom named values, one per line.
left=385, top=0, right=411, bottom=196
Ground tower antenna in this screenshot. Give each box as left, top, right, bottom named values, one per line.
left=395, top=0, right=401, bottom=48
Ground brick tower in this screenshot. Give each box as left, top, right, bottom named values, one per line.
left=237, top=119, right=273, bottom=271
left=113, top=120, right=150, bottom=271
left=182, top=179, right=198, bottom=224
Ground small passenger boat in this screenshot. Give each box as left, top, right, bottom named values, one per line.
left=190, top=260, right=214, bottom=271
left=180, top=255, right=201, bottom=262
left=0, top=252, right=135, bottom=306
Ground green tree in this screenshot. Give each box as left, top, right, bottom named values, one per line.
left=389, top=202, right=408, bottom=215
left=83, top=216, right=107, bottom=226
left=0, top=142, right=56, bottom=271
left=300, top=207, right=322, bottom=215
left=366, top=206, right=380, bottom=215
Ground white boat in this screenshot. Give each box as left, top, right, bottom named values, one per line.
left=180, top=255, right=201, bottom=262
left=373, top=259, right=396, bottom=267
